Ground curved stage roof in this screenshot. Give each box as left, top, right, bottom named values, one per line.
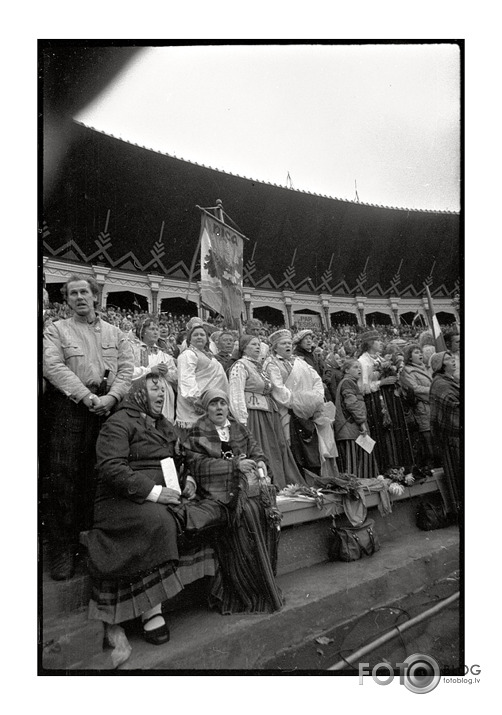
left=42, top=122, right=460, bottom=299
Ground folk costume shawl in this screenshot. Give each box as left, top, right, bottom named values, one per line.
left=294, top=342, right=324, bottom=377
left=176, top=346, right=228, bottom=429
left=429, top=373, right=460, bottom=442
left=358, top=351, right=383, bottom=394
left=228, top=356, right=274, bottom=425
left=264, top=354, right=338, bottom=475
left=183, top=415, right=265, bottom=507
left=285, top=358, right=338, bottom=473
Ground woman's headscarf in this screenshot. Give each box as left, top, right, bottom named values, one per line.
left=200, top=388, right=229, bottom=413
left=124, top=374, right=161, bottom=419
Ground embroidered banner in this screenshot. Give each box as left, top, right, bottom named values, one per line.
left=200, top=213, right=244, bottom=328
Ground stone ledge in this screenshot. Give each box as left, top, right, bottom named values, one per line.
left=278, top=470, right=444, bottom=527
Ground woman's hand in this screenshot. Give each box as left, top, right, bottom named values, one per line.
left=256, top=460, right=271, bottom=484
left=182, top=480, right=197, bottom=500
left=238, top=458, right=257, bottom=475
left=359, top=422, right=368, bottom=437
left=256, top=460, right=268, bottom=479
left=157, top=487, right=181, bottom=505
left=238, top=458, right=259, bottom=485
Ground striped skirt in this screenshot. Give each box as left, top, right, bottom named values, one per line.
left=208, top=494, right=283, bottom=615
left=336, top=439, right=380, bottom=479
left=364, top=387, right=414, bottom=471
left=88, top=543, right=216, bottom=625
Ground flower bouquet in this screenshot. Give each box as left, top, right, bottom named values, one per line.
left=380, top=466, right=415, bottom=496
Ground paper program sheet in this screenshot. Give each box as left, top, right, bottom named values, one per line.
left=355, top=434, right=376, bottom=454
left=160, top=457, right=181, bottom=493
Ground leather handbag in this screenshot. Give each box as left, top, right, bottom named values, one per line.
left=415, top=495, right=449, bottom=531
left=329, top=518, right=380, bottom=562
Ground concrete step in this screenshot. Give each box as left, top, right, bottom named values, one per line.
left=46, top=525, right=456, bottom=671
left=40, top=607, right=105, bottom=671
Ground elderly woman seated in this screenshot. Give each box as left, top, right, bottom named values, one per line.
left=183, top=389, right=283, bottom=615
left=85, top=374, right=215, bottom=646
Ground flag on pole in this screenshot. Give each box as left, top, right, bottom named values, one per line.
left=199, top=212, right=244, bottom=329
left=424, top=285, right=447, bottom=351
left=411, top=310, right=424, bottom=327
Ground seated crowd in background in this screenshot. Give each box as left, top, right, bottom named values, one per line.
left=42, top=278, right=460, bottom=652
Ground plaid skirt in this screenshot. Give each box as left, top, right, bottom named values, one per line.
left=88, top=542, right=216, bottom=625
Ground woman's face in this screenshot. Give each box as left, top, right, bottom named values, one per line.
left=190, top=327, right=208, bottom=350
left=372, top=339, right=383, bottom=353
left=142, top=322, right=159, bottom=346
left=333, top=353, right=343, bottom=368
left=218, top=333, right=235, bottom=354
left=244, top=337, right=261, bottom=360
left=411, top=348, right=423, bottom=366
left=443, top=352, right=456, bottom=376
left=207, top=398, right=229, bottom=426
left=300, top=335, right=314, bottom=351
left=275, top=337, right=293, bottom=360
left=347, top=362, right=362, bottom=380
left=146, top=377, right=165, bottom=415
left=159, top=323, right=170, bottom=339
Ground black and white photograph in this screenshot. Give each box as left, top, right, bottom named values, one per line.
left=35, top=36, right=472, bottom=699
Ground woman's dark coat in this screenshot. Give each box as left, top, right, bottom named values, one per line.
left=86, top=403, right=185, bottom=579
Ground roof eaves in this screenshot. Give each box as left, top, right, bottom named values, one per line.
left=73, top=121, right=460, bottom=216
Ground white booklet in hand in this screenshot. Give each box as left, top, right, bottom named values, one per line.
left=355, top=434, right=376, bottom=454
left=160, top=457, right=181, bottom=493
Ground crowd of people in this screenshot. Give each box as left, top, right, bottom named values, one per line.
left=42, top=274, right=461, bottom=650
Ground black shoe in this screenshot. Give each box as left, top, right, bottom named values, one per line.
left=142, top=614, right=170, bottom=646
left=50, top=548, right=76, bottom=581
